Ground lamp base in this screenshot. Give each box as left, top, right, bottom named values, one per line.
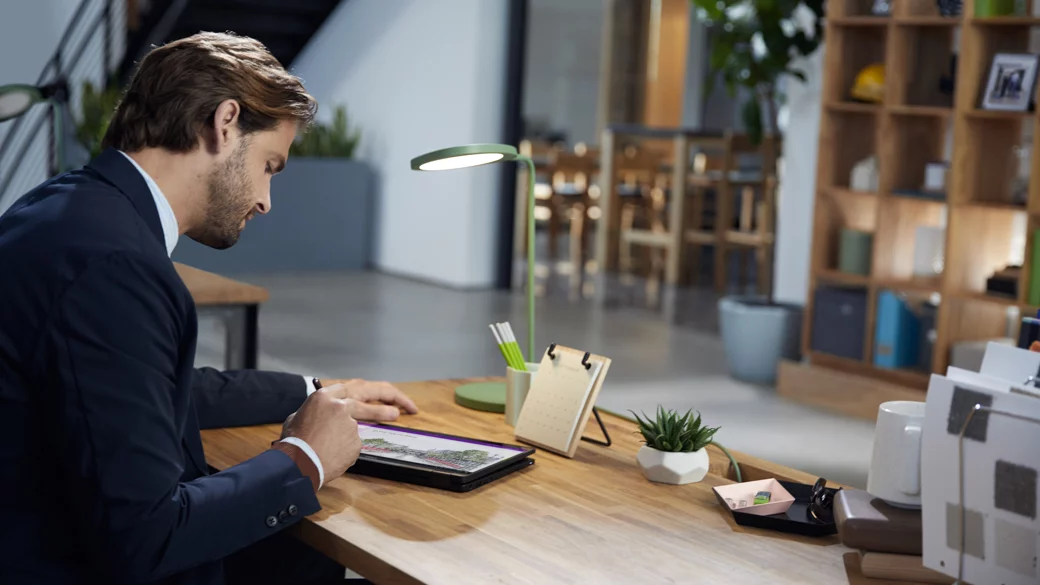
left=454, top=381, right=506, bottom=413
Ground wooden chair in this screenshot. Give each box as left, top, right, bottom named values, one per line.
left=726, top=137, right=781, bottom=296
left=690, top=133, right=781, bottom=294
left=513, top=139, right=562, bottom=272
left=682, top=149, right=726, bottom=285
left=616, top=145, right=668, bottom=278
left=547, top=149, right=598, bottom=274
left=616, top=134, right=728, bottom=286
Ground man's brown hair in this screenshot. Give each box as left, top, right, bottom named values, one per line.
left=103, top=32, right=317, bottom=153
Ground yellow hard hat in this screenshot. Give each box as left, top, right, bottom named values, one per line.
left=851, top=63, right=885, bottom=103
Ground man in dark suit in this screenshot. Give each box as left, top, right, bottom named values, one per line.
left=0, top=32, right=417, bottom=584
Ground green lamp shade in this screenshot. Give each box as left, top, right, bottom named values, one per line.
left=410, top=143, right=519, bottom=171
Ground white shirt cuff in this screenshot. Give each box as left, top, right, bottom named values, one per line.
left=278, top=436, right=325, bottom=489
left=303, top=375, right=317, bottom=396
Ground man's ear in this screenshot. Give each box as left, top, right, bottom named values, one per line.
left=211, top=99, right=241, bottom=152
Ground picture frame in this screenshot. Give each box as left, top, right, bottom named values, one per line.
left=981, top=53, right=1040, bottom=112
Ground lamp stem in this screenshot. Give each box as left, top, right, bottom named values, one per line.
left=522, top=156, right=536, bottom=362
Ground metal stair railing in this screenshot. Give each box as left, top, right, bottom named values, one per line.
left=0, top=0, right=126, bottom=213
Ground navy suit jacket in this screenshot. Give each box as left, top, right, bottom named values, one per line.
left=0, top=149, right=321, bottom=584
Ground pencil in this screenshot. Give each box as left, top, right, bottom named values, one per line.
left=501, top=322, right=527, bottom=371
left=489, top=324, right=517, bottom=369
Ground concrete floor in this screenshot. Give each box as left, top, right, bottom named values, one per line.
left=196, top=270, right=876, bottom=488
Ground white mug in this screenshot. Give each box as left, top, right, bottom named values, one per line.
left=867, top=400, right=926, bottom=508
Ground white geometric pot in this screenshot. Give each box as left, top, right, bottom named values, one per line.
left=636, top=445, right=710, bottom=485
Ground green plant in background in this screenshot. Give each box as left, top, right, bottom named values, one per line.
left=290, top=105, right=360, bottom=158
left=76, top=80, right=122, bottom=158
left=631, top=406, right=720, bottom=452
left=690, top=0, right=825, bottom=143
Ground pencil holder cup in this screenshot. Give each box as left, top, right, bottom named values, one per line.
left=505, top=362, right=540, bottom=427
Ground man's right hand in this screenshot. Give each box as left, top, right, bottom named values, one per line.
left=280, top=385, right=365, bottom=481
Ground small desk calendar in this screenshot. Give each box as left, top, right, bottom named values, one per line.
left=514, top=343, right=612, bottom=458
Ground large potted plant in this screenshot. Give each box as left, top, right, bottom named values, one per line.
left=632, top=407, right=720, bottom=485
left=172, top=105, right=374, bottom=273
left=691, top=0, right=824, bottom=384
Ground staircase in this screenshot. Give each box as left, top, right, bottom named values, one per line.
left=0, top=0, right=341, bottom=213
left=120, top=0, right=340, bottom=84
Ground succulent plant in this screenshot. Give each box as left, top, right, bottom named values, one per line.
left=631, top=406, right=720, bottom=453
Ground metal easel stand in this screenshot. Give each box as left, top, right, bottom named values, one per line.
left=955, top=404, right=1040, bottom=584
left=581, top=407, right=612, bottom=447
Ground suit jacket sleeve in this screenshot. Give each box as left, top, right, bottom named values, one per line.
left=37, top=252, right=320, bottom=583
left=192, top=367, right=308, bottom=429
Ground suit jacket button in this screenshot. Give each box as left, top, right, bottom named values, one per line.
left=278, top=510, right=289, bottom=523
left=288, top=504, right=298, bottom=517
left=265, top=515, right=278, bottom=528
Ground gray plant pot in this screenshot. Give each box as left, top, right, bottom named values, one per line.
left=172, top=158, right=373, bottom=273
left=718, top=296, right=803, bottom=385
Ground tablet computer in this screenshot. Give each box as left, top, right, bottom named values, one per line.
left=346, top=423, right=536, bottom=492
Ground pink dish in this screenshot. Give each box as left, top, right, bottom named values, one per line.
left=712, top=478, right=796, bottom=516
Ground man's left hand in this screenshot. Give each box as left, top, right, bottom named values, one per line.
left=319, top=378, right=419, bottom=421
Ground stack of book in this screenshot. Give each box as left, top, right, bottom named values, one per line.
left=834, top=490, right=952, bottom=584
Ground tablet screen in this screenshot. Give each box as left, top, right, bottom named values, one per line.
left=358, top=423, right=528, bottom=473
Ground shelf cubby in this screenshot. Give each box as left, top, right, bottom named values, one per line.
left=888, top=24, right=957, bottom=108
left=823, top=25, right=888, bottom=105
left=872, top=197, right=946, bottom=281
left=959, top=117, right=1031, bottom=206
left=813, top=193, right=877, bottom=274
left=819, top=110, right=879, bottom=190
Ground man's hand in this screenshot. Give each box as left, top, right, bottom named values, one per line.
left=280, top=386, right=364, bottom=481
left=318, top=379, right=419, bottom=421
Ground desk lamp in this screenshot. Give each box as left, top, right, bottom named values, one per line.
left=0, top=82, right=68, bottom=171
left=410, top=144, right=537, bottom=411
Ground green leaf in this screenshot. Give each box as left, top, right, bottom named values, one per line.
left=742, top=98, right=763, bottom=145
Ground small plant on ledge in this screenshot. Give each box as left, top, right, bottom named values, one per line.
left=632, top=407, right=722, bottom=485
left=290, top=104, right=360, bottom=159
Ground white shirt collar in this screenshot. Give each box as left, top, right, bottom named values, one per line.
left=118, top=151, right=179, bottom=257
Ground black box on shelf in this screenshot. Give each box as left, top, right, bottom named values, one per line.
left=916, top=301, right=938, bottom=373
left=811, top=286, right=868, bottom=360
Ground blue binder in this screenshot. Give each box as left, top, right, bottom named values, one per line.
left=873, top=291, right=921, bottom=369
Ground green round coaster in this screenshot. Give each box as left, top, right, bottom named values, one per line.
left=454, top=381, right=506, bottom=413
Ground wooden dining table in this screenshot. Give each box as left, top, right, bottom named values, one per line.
left=201, top=377, right=911, bottom=585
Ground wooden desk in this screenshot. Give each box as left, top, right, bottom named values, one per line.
left=202, top=378, right=867, bottom=585
left=202, top=374, right=869, bottom=578
left=174, top=263, right=268, bottom=369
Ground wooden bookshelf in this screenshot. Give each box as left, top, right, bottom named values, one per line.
left=888, top=104, right=954, bottom=117
left=972, top=16, right=1040, bottom=25
left=894, top=16, right=961, bottom=26
left=828, top=16, right=892, bottom=27
left=796, top=0, right=1040, bottom=411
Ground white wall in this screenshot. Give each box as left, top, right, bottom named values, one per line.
left=291, top=0, right=509, bottom=287
left=0, top=0, right=80, bottom=84
left=774, top=48, right=824, bottom=306
left=522, top=0, right=603, bottom=144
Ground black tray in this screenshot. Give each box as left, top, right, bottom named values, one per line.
left=713, top=480, right=839, bottom=537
